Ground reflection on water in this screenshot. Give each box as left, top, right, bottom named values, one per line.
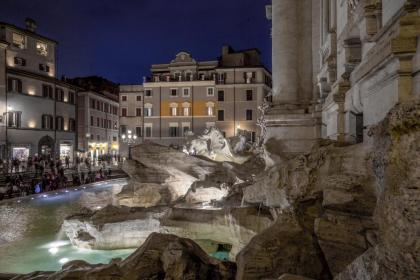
left=0, top=179, right=132, bottom=274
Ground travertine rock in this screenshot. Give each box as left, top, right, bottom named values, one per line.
left=236, top=212, right=326, bottom=280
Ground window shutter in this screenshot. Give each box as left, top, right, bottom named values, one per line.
left=17, top=79, right=22, bottom=93
left=22, top=59, right=26, bottom=66
left=7, top=78, right=12, bottom=92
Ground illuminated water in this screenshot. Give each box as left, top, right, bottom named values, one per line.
left=0, top=179, right=134, bottom=274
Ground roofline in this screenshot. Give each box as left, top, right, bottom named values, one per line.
left=0, top=22, right=58, bottom=44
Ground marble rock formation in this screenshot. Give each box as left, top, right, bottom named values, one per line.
left=12, top=233, right=236, bottom=280
left=62, top=204, right=274, bottom=259
left=236, top=103, right=420, bottom=279
left=184, top=126, right=250, bottom=163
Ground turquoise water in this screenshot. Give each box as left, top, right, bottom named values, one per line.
left=0, top=179, right=134, bottom=274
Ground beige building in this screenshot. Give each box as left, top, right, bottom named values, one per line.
left=120, top=46, right=272, bottom=148
left=265, top=0, right=420, bottom=154
left=0, top=19, right=77, bottom=161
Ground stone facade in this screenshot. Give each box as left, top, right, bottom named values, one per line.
left=266, top=0, right=420, bottom=153
left=121, top=46, right=272, bottom=148
left=76, top=90, right=120, bottom=159
left=0, top=19, right=77, bottom=161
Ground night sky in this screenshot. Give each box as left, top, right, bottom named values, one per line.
left=1, top=0, right=272, bottom=84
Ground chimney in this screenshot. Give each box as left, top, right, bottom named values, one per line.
left=25, top=18, right=37, bottom=32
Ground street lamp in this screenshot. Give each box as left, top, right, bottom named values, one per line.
left=120, top=129, right=138, bottom=159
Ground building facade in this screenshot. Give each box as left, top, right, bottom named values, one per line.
left=119, top=46, right=272, bottom=149
left=0, top=19, right=77, bottom=162
left=119, top=85, right=144, bottom=156
left=265, top=0, right=420, bottom=154
left=72, top=77, right=120, bottom=160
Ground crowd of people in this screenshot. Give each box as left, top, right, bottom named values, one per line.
left=0, top=154, right=120, bottom=200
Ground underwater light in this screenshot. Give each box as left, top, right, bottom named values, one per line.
left=65, top=190, right=69, bottom=193
left=48, top=247, right=59, bottom=255
left=42, top=194, right=48, bottom=198
left=58, top=258, right=69, bottom=264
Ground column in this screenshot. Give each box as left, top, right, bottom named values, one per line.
left=272, top=0, right=299, bottom=104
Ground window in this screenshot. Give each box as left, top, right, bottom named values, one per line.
left=121, top=108, right=127, bottom=117
left=104, top=103, right=109, bottom=113
left=8, top=78, right=22, bottom=93
left=245, top=72, right=255, bottom=84
left=218, top=110, right=225, bottom=121
left=145, top=89, right=152, bottom=97
left=135, top=127, right=142, bottom=137
left=42, top=84, right=53, bottom=98
left=207, top=87, right=215, bottom=96
left=56, top=116, right=64, bottom=131
left=169, top=126, right=178, bottom=137
left=90, top=116, right=94, bottom=126
left=136, top=108, right=142, bottom=117
left=206, top=102, right=214, bottom=116
left=182, top=125, right=190, bottom=136
left=69, top=92, right=75, bottom=104
left=171, top=89, right=178, bottom=97
left=14, top=57, right=26, bottom=66
left=121, top=95, right=127, bottom=101
left=218, top=90, right=225, bottom=101
left=6, top=112, right=21, bottom=128
left=36, top=42, right=48, bottom=56
left=171, top=107, right=177, bottom=116
left=145, top=104, right=153, bottom=117
left=39, top=64, right=50, bottom=73
left=186, top=72, right=192, bottom=81
left=90, top=134, right=94, bottom=140
left=145, top=125, right=152, bottom=138
left=246, top=90, right=253, bottom=101
left=12, top=33, right=25, bottom=49
left=96, top=117, right=100, bottom=127
left=246, top=109, right=253, bottom=121
left=55, top=88, right=64, bottom=101
left=113, top=136, right=117, bottom=142
left=183, top=107, right=190, bottom=116
left=182, top=88, right=190, bottom=97
left=97, top=135, right=100, bottom=141
left=69, top=118, right=76, bottom=132
left=120, top=125, right=127, bottom=135
left=217, top=73, right=226, bottom=84
left=42, top=115, right=54, bottom=130
left=136, top=95, right=142, bottom=101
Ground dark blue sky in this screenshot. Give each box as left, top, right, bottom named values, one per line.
left=1, top=0, right=272, bottom=84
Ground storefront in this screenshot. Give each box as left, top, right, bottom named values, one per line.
left=88, top=142, right=108, bottom=159
left=59, top=141, right=73, bottom=162
left=11, top=145, right=31, bottom=161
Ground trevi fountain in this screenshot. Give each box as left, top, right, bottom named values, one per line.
left=0, top=0, right=420, bottom=279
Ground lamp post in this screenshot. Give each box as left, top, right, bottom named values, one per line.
left=120, top=129, right=138, bottom=160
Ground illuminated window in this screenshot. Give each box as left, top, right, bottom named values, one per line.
left=12, top=33, right=25, bottom=49
left=183, top=107, right=190, bottom=116
left=207, top=106, right=213, bottom=116
left=171, top=107, right=177, bottom=116
left=36, top=41, right=48, bottom=56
